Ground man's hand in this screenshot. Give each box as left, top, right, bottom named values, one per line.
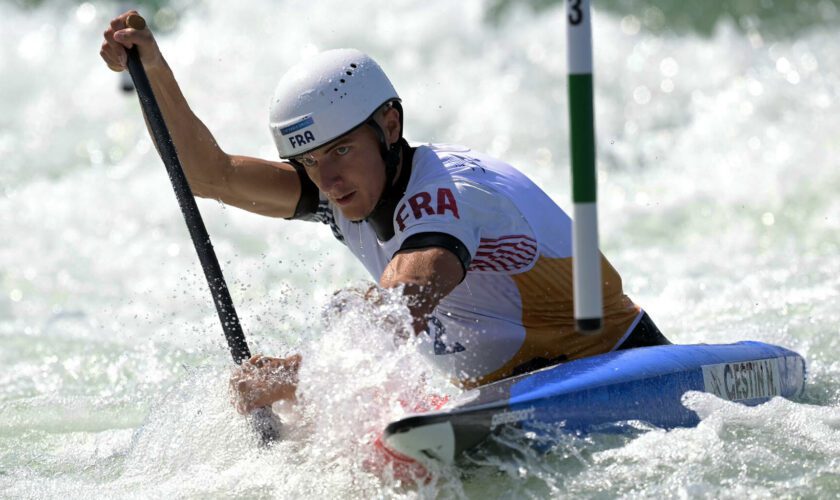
left=100, top=10, right=165, bottom=72
left=230, top=354, right=302, bottom=415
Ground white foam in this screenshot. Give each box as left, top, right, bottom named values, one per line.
left=2, top=0, right=839, bottom=497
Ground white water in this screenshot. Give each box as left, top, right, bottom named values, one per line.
left=2, top=0, right=839, bottom=497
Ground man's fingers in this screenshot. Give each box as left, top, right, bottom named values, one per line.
left=100, top=41, right=127, bottom=71
left=108, top=11, right=151, bottom=50
left=287, top=353, right=303, bottom=367
left=230, top=354, right=301, bottom=415
left=104, top=12, right=129, bottom=43
left=113, top=27, right=148, bottom=49
left=100, top=10, right=152, bottom=72
left=109, top=10, right=138, bottom=30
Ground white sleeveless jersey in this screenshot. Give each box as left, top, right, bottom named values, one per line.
left=308, top=144, right=642, bottom=387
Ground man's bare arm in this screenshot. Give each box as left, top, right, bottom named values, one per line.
left=100, top=11, right=302, bottom=218
left=380, top=246, right=466, bottom=334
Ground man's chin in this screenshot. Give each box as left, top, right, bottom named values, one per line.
left=336, top=205, right=368, bottom=222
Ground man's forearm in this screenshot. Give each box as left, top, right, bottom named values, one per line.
left=144, top=60, right=232, bottom=198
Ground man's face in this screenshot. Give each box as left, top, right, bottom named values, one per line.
left=293, top=124, right=386, bottom=221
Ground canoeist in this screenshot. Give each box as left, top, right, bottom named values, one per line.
left=99, top=11, right=670, bottom=414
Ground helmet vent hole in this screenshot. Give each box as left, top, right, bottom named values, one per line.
left=346, top=71, right=352, bottom=76
left=334, top=88, right=338, bottom=92
left=350, top=63, right=357, bottom=68
left=340, top=79, right=346, bottom=83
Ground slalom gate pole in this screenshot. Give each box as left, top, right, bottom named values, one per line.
left=566, top=0, right=603, bottom=333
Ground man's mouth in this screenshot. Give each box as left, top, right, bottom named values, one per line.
left=334, top=192, right=356, bottom=205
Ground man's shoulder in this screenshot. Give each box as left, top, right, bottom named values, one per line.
left=410, top=143, right=543, bottom=201
left=403, top=144, right=502, bottom=205
left=408, top=143, right=507, bottom=194
left=414, top=142, right=532, bottom=180
left=413, top=143, right=497, bottom=175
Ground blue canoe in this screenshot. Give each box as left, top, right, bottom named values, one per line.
left=383, top=341, right=806, bottom=463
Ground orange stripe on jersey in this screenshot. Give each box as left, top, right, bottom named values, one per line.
left=467, top=254, right=641, bottom=387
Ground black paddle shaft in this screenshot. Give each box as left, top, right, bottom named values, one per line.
left=124, top=47, right=252, bottom=364
left=121, top=15, right=282, bottom=445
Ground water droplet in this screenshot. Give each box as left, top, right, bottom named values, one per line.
left=762, top=212, right=775, bottom=226
left=75, top=3, right=96, bottom=24
left=633, top=86, right=651, bottom=105
left=620, top=15, right=641, bottom=35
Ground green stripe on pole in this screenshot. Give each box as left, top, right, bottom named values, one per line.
left=568, top=73, right=596, bottom=203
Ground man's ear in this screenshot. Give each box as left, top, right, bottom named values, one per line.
left=383, top=105, right=402, bottom=144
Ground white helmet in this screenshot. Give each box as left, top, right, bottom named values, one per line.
left=269, top=49, right=400, bottom=158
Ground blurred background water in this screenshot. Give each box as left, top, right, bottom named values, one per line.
left=2, top=0, right=839, bottom=497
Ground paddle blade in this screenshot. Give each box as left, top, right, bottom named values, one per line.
left=250, top=406, right=283, bottom=445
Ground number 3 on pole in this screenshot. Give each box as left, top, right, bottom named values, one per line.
left=568, top=0, right=583, bottom=26
left=566, top=0, right=603, bottom=333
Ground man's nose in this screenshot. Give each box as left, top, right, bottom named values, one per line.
left=317, top=158, right=342, bottom=189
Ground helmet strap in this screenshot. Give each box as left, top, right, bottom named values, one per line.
left=364, top=100, right=404, bottom=192
left=361, top=101, right=412, bottom=241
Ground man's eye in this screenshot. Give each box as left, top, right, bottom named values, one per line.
left=300, top=157, right=317, bottom=168
left=335, top=146, right=351, bottom=156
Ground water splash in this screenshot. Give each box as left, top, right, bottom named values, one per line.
left=2, top=0, right=839, bottom=497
